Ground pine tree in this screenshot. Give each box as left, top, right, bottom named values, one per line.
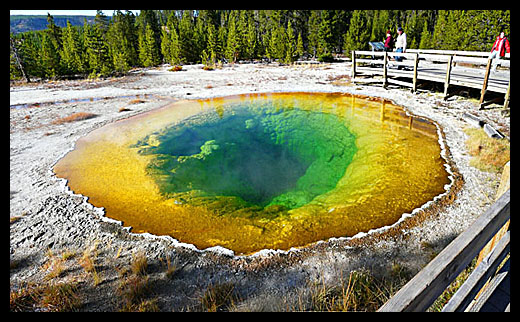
left=225, top=11, right=240, bottom=63
left=84, top=21, right=112, bottom=77
left=17, top=32, right=42, bottom=79
left=46, top=13, right=62, bottom=51
left=318, top=10, right=335, bottom=56
left=244, top=12, right=257, bottom=60
left=285, top=20, right=296, bottom=63
left=107, top=10, right=138, bottom=73
left=296, top=32, right=304, bottom=59
left=178, top=10, right=196, bottom=63
left=307, top=11, right=321, bottom=58
left=61, top=21, right=86, bottom=75
left=10, top=34, right=30, bottom=82
left=136, top=10, right=162, bottom=66
left=343, top=10, right=371, bottom=55
left=194, top=11, right=208, bottom=63
left=371, top=10, right=391, bottom=42
left=217, top=24, right=227, bottom=62
left=140, top=24, right=160, bottom=67
left=419, top=20, right=432, bottom=49
left=40, top=32, right=60, bottom=79
left=269, top=24, right=287, bottom=62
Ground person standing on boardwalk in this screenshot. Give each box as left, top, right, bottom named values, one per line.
left=384, top=30, right=394, bottom=52
left=395, top=27, right=407, bottom=62
left=489, top=31, right=510, bottom=71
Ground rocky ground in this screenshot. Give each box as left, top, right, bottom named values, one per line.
left=10, top=62, right=509, bottom=311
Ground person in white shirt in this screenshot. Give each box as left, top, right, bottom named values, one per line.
left=395, top=27, right=407, bottom=62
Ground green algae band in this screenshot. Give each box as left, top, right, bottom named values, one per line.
left=54, top=93, right=450, bottom=255
left=133, top=104, right=358, bottom=211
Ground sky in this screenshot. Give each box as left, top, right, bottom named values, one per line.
left=10, top=10, right=140, bottom=16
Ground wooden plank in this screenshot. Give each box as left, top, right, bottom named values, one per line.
left=351, top=77, right=383, bottom=84
left=477, top=162, right=509, bottom=266
left=453, top=56, right=490, bottom=65
left=467, top=258, right=510, bottom=312
left=417, top=53, right=453, bottom=62
left=356, top=58, right=384, bottom=64
left=378, top=190, right=510, bottom=312
left=442, top=231, right=509, bottom=311
left=407, top=49, right=510, bottom=59
left=387, top=78, right=414, bottom=88
left=355, top=50, right=385, bottom=56
left=355, top=50, right=418, bottom=60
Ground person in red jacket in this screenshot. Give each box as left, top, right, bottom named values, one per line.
left=489, top=31, right=510, bottom=71
left=384, top=30, right=394, bottom=52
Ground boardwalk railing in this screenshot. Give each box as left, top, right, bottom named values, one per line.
left=351, top=50, right=510, bottom=109
left=378, top=189, right=510, bottom=312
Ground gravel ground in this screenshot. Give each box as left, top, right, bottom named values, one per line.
left=10, top=62, right=508, bottom=311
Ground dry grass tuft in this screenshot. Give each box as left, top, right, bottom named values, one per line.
left=305, top=267, right=411, bottom=312
left=128, top=99, right=145, bottom=105
left=79, top=243, right=101, bottom=286
left=200, top=282, right=239, bottom=312
left=53, top=112, right=97, bottom=125
left=169, top=65, right=183, bottom=72
left=464, top=127, right=510, bottom=173
left=131, top=251, right=148, bottom=276
left=10, top=282, right=81, bottom=312
left=117, top=251, right=158, bottom=312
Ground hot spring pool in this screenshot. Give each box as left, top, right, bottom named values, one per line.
left=54, top=92, right=451, bottom=255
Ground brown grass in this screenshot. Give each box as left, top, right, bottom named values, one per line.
left=128, top=99, right=145, bottom=105
left=200, top=282, right=239, bottom=312
left=10, top=282, right=81, bottom=312
left=52, top=112, right=97, bottom=125
left=464, top=127, right=510, bottom=173
left=169, top=65, right=183, bottom=72
left=305, top=267, right=410, bottom=312
left=117, top=251, right=159, bottom=312
left=79, top=243, right=101, bottom=286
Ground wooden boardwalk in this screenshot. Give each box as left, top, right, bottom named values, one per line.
left=378, top=190, right=510, bottom=312
left=378, top=160, right=510, bottom=312
left=351, top=50, right=510, bottom=109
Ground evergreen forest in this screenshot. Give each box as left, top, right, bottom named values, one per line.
left=10, top=10, right=510, bottom=81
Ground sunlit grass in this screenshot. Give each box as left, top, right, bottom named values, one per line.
left=464, top=127, right=509, bottom=173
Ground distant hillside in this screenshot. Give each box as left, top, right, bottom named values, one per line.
left=10, top=15, right=96, bottom=34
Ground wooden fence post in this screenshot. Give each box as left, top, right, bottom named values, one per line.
left=443, top=55, right=453, bottom=99
left=479, top=58, right=492, bottom=106
left=383, top=51, right=388, bottom=88
left=503, top=81, right=510, bottom=110
left=351, top=51, right=356, bottom=79
left=412, top=53, right=419, bottom=92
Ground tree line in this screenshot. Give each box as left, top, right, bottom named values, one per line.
left=10, top=10, right=510, bottom=81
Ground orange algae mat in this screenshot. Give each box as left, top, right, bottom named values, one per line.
left=54, top=92, right=450, bottom=255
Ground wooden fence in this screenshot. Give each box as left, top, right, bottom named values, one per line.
left=378, top=189, right=510, bottom=312
left=351, top=50, right=510, bottom=109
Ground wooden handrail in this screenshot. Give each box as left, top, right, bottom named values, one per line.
left=351, top=50, right=510, bottom=107
left=406, top=49, right=510, bottom=59
left=378, top=189, right=510, bottom=312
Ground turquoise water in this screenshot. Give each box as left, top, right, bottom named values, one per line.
left=133, top=103, right=358, bottom=211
